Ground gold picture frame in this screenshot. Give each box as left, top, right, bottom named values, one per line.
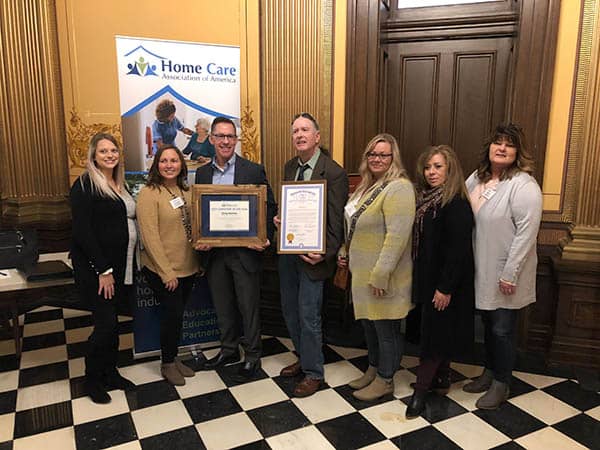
left=192, top=184, right=267, bottom=247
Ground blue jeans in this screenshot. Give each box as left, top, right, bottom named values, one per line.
left=480, top=308, right=518, bottom=384
left=278, top=254, right=324, bottom=379
left=362, top=319, right=403, bottom=379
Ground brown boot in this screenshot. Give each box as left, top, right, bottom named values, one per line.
left=353, top=375, right=394, bottom=401
left=161, top=363, right=185, bottom=386
left=463, top=368, right=493, bottom=393
left=175, top=357, right=195, bottom=377
left=475, top=380, right=509, bottom=410
left=348, top=366, right=377, bottom=390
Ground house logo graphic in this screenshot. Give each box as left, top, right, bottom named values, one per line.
left=124, top=45, right=165, bottom=77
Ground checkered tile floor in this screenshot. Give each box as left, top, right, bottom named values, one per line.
left=1, top=306, right=599, bottom=449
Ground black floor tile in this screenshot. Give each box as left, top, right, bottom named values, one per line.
left=0, top=354, right=19, bottom=373
left=271, top=374, right=328, bottom=398
left=70, top=376, right=87, bottom=400
left=508, top=376, right=537, bottom=399
left=448, top=367, right=468, bottom=384
left=24, top=309, right=62, bottom=324
left=231, top=440, right=271, bottom=450
left=553, top=413, right=600, bottom=450
left=322, top=345, right=344, bottom=364
left=246, top=400, right=310, bottom=438
left=543, top=380, right=600, bottom=411
left=489, top=441, right=526, bottom=450
left=0, top=390, right=16, bottom=415
left=260, top=337, right=289, bottom=357
left=392, top=425, right=461, bottom=450
left=116, top=348, right=137, bottom=367
left=18, top=361, right=69, bottom=388
left=317, top=412, right=386, bottom=449
left=347, top=355, right=369, bottom=372
left=183, top=389, right=243, bottom=423
left=21, top=331, right=65, bottom=352
left=74, top=413, right=137, bottom=450
left=66, top=341, right=88, bottom=359
left=474, top=401, right=545, bottom=439
left=13, top=401, right=73, bottom=439
left=400, top=392, right=468, bottom=424
left=63, top=314, right=94, bottom=330
left=334, top=384, right=394, bottom=410
left=126, top=380, right=180, bottom=411
left=0, top=441, right=13, bottom=450
left=118, top=320, right=133, bottom=334
left=140, top=425, right=205, bottom=450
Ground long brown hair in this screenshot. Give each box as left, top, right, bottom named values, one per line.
left=415, top=145, right=468, bottom=206
left=146, top=145, right=189, bottom=191
left=351, top=133, right=409, bottom=201
left=476, top=123, right=535, bottom=182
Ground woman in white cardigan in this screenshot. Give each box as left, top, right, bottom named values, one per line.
left=463, top=123, right=542, bottom=410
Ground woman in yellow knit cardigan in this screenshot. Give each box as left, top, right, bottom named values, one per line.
left=337, top=133, right=415, bottom=401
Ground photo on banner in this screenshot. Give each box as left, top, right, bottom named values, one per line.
left=115, top=35, right=241, bottom=357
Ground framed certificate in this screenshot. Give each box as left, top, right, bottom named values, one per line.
left=278, top=180, right=327, bottom=254
left=192, top=184, right=267, bottom=247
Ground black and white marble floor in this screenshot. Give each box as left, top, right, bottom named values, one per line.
left=1, top=306, right=599, bottom=449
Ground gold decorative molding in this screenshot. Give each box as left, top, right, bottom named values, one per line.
left=67, top=108, right=122, bottom=168
left=240, top=105, right=259, bottom=162
left=260, top=0, right=334, bottom=192
left=560, top=0, right=600, bottom=261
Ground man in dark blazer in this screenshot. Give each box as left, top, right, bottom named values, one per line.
left=195, top=117, right=277, bottom=380
left=277, top=112, right=348, bottom=397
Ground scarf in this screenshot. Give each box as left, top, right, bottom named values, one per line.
left=412, top=186, right=444, bottom=260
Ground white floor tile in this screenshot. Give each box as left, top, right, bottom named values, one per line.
left=118, top=360, right=163, bottom=385
left=30, top=306, right=61, bottom=313
left=277, top=337, right=295, bottom=351
left=327, top=344, right=368, bottom=360
left=131, top=400, right=193, bottom=439
left=119, top=333, right=133, bottom=350
left=515, top=426, right=588, bottom=450
left=292, top=388, right=355, bottom=423
left=260, top=351, right=299, bottom=378
left=0, top=369, right=18, bottom=393
left=445, top=380, right=480, bottom=411
left=196, top=412, right=262, bottom=450
left=0, top=339, right=16, bottom=356
left=12, top=425, right=76, bottom=450
left=68, top=357, right=85, bottom=378
left=229, top=378, right=288, bottom=410
left=22, top=319, right=64, bottom=338
left=65, top=326, right=92, bottom=344
left=509, top=390, right=580, bottom=425
left=0, top=412, right=15, bottom=442
left=360, top=400, right=428, bottom=438
left=323, top=360, right=364, bottom=388
left=400, top=355, right=419, bottom=369
left=19, top=345, right=67, bottom=369
left=62, top=308, right=91, bottom=319
left=435, top=413, right=510, bottom=450
left=15, top=379, right=71, bottom=411
left=393, top=369, right=416, bottom=399
left=267, top=425, right=335, bottom=450
left=109, top=441, right=143, bottom=450
left=513, top=371, right=565, bottom=389
left=450, top=362, right=484, bottom=379
left=72, top=389, right=130, bottom=425
left=175, top=370, right=227, bottom=399
left=586, top=404, right=600, bottom=420
left=359, top=440, right=400, bottom=450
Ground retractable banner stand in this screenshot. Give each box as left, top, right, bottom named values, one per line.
left=116, top=36, right=240, bottom=356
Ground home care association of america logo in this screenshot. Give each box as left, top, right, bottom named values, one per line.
left=123, top=44, right=237, bottom=83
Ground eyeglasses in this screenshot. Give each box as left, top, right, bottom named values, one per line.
left=366, top=152, right=392, bottom=160
left=212, top=134, right=237, bottom=141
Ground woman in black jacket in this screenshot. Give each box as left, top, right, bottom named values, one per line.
left=70, top=132, right=137, bottom=404
left=406, top=145, right=475, bottom=419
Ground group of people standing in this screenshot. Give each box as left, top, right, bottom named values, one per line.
left=70, top=113, right=542, bottom=423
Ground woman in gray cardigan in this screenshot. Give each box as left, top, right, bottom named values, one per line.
left=463, top=123, right=542, bottom=410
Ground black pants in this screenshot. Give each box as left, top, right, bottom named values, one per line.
left=481, top=308, right=519, bottom=383
left=86, top=284, right=131, bottom=381
left=143, top=268, right=195, bottom=363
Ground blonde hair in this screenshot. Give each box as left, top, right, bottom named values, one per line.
left=82, top=132, right=125, bottom=200
left=415, top=145, right=468, bottom=206
left=351, top=133, right=409, bottom=201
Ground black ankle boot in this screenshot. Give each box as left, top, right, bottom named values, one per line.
left=85, top=378, right=111, bottom=404
left=406, top=389, right=427, bottom=419
left=104, top=370, right=136, bottom=391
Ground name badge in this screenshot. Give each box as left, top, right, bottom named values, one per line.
left=481, top=188, right=496, bottom=200
left=170, top=197, right=184, bottom=209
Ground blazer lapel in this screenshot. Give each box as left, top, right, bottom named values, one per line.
left=310, top=152, right=327, bottom=180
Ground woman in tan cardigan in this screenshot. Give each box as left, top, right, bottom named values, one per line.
left=137, top=145, right=199, bottom=385
left=338, top=133, right=415, bottom=401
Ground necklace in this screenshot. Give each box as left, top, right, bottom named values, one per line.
left=164, top=185, right=193, bottom=242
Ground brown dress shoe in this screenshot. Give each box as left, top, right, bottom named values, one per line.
left=280, top=361, right=302, bottom=377
left=294, top=376, right=322, bottom=397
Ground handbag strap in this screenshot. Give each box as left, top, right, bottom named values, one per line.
left=346, top=181, right=390, bottom=248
